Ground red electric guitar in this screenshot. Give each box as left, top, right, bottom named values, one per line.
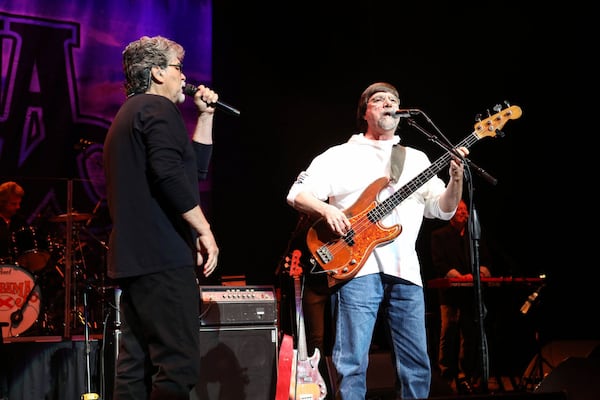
left=275, top=332, right=295, bottom=400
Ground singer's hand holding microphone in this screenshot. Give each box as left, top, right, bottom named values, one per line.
left=183, top=83, right=241, bottom=116
left=183, top=84, right=217, bottom=114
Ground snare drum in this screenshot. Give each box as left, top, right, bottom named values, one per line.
left=11, top=226, right=51, bottom=271
left=0, top=264, right=41, bottom=338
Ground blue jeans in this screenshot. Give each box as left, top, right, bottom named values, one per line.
left=331, top=273, right=431, bottom=399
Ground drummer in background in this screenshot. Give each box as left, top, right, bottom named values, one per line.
left=0, top=181, right=27, bottom=264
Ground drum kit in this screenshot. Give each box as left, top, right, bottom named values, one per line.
left=0, top=211, right=115, bottom=339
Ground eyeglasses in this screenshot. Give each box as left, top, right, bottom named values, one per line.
left=168, top=63, right=183, bottom=72
left=369, top=94, right=399, bottom=105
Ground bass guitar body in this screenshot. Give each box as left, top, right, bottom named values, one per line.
left=289, top=347, right=326, bottom=400
left=287, top=249, right=328, bottom=400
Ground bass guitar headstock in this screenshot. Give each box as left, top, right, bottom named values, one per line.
left=284, top=249, right=303, bottom=279
left=474, top=102, right=522, bottom=140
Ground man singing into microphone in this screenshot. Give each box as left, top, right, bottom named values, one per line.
left=103, top=35, right=219, bottom=400
left=286, top=82, right=468, bottom=399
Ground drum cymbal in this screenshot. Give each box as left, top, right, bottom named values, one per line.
left=49, top=212, right=93, bottom=222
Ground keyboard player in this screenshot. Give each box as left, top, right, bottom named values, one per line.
left=430, top=199, right=493, bottom=395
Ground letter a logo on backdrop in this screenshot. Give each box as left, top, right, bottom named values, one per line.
left=1, top=2, right=212, bottom=240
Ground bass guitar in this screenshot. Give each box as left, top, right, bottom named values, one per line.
left=288, top=249, right=328, bottom=400
left=306, top=104, right=522, bottom=286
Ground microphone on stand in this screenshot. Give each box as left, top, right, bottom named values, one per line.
left=183, top=84, right=241, bottom=116
left=393, top=109, right=420, bottom=118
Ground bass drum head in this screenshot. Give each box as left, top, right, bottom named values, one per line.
left=0, top=264, right=41, bottom=338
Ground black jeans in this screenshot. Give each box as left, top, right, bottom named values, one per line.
left=113, top=267, right=200, bottom=400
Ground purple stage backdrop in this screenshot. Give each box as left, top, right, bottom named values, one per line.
left=0, top=0, right=212, bottom=246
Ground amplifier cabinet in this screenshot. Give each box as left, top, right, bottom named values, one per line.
left=190, top=325, right=278, bottom=400
left=199, top=285, right=277, bottom=326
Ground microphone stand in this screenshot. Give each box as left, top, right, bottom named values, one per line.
left=467, top=190, right=490, bottom=393
left=405, top=114, right=497, bottom=392
left=81, top=283, right=100, bottom=400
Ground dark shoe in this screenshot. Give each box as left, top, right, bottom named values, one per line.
left=456, top=378, right=473, bottom=395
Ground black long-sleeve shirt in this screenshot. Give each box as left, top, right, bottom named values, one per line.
left=103, top=94, right=212, bottom=279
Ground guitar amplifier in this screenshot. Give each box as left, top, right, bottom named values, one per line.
left=199, top=285, right=277, bottom=326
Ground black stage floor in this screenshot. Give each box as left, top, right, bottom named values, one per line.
left=2, top=334, right=597, bottom=400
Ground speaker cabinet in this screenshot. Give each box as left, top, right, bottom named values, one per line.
left=535, top=357, right=600, bottom=400
left=521, top=339, right=600, bottom=389
left=190, top=325, right=277, bottom=400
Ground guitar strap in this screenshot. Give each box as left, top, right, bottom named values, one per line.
left=390, top=143, right=406, bottom=183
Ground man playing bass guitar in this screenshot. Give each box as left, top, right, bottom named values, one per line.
left=286, top=82, right=468, bottom=400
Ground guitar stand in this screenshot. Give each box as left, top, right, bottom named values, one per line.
left=519, top=329, right=553, bottom=391
left=518, top=289, right=551, bottom=392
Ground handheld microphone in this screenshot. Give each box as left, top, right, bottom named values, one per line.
left=393, top=109, right=420, bottom=118
left=183, top=84, right=241, bottom=116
